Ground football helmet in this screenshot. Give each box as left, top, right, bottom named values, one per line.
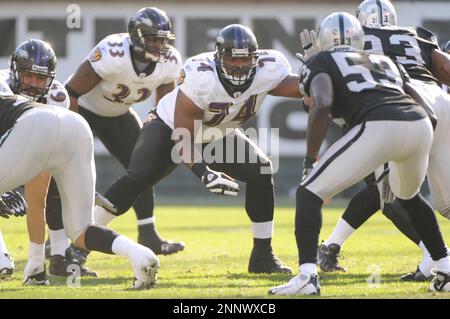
left=214, top=24, right=259, bottom=90
left=128, top=7, right=175, bottom=62
left=356, top=0, right=397, bottom=28
left=317, top=12, right=365, bottom=52
left=9, top=39, right=57, bottom=101
left=443, top=40, right=450, bottom=54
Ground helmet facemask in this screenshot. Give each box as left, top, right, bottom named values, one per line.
left=135, top=27, right=174, bottom=63
left=10, top=59, right=55, bottom=102
left=215, top=49, right=258, bottom=87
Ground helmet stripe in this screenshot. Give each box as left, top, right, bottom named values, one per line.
left=376, top=0, right=383, bottom=25
left=241, top=26, right=247, bottom=48
left=36, top=41, right=41, bottom=66
left=338, top=13, right=345, bottom=45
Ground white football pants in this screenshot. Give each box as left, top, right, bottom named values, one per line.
left=0, top=105, right=95, bottom=240
left=302, top=118, right=433, bottom=201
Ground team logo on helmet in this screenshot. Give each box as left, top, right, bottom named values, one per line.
left=90, top=47, right=102, bottom=62
left=177, top=69, right=186, bottom=86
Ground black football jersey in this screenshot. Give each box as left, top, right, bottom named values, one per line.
left=363, top=26, right=439, bottom=84
left=298, top=51, right=427, bottom=129
left=0, top=94, right=34, bottom=138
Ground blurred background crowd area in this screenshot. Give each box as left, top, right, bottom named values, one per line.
left=0, top=0, right=447, bottom=203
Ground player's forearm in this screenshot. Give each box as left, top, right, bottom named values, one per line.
left=25, top=172, right=51, bottom=243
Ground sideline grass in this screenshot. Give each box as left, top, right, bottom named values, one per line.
left=0, top=205, right=449, bottom=298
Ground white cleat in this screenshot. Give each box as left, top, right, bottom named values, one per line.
left=23, top=260, right=49, bottom=286
left=268, top=273, right=320, bottom=296
left=0, top=253, right=14, bottom=279
left=429, top=270, right=450, bottom=292
left=130, top=247, right=160, bottom=290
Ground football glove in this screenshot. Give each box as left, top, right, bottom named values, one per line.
left=0, top=190, right=27, bottom=218
left=302, top=157, right=316, bottom=182
left=202, top=168, right=240, bottom=196
left=94, top=192, right=118, bottom=214
left=295, top=29, right=319, bottom=63
left=379, top=173, right=395, bottom=204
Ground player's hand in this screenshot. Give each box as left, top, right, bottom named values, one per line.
left=296, top=29, right=319, bottom=63
left=201, top=168, right=240, bottom=196
left=302, top=157, right=316, bottom=182
left=0, top=190, right=27, bottom=218
left=380, top=174, right=395, bottom=204
left=95, top=192, right=118, bottom=214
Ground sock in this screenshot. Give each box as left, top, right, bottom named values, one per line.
left=299, top=263, right=318, bottom=275
left=94, top=206, right=117, bottom=226
left=323, top=218, right=355, bottom=247
left=137, top=221, right=164, bottom=244
left=28, top=241, right=45, bottom=264
left=84, top=225, right=120, bottom=254
left=0, top=231, right=8, bottom=254
left=111, top=235, right=141, bottom=258
left=137, top=216, right=155, bottom=226
left=341, top=185, right=380, bottom=229
left=48, top=229, right=69, bottom=257
left=295, top=186, right=323, bottom=265
left=398, top=194, right=447, bottom=261
left=252, top=221, right=274, bottom=239
left=435, top=256, right=450, bottom=273
left=383, top=200, right=421, bottom=245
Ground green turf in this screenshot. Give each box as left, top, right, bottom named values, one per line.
left=0, top=205, right=449, bottom=298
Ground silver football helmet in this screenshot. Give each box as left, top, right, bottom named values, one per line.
left=317, top=12, right=364, bottom=52
left=356, top=0, right=397, bottom=28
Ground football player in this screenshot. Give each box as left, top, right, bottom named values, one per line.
left=0, top=39, right=96, bottom=281
left=0, top=71, right=160, bottom=289
left=63, top=7, right=184, bottom=257
left=94, top=24, right=302, bottom=274
left=318, top=0, right=450, bottom=281
left=269, top=12, right=450, bottom=295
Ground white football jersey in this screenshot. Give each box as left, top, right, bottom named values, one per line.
left=0, top=69, right=69, bottom=108
left=77, top=33, right=182, bottom=117
left=156, top=50, right=291, bottom=141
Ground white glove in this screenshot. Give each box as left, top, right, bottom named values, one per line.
left=95, top=192, right=118, bottom=214
left=202, top=168, right=240, bottom=196
left=379, top=173, right=395, bottom=204
left=296, top=29, right=320, bottom=63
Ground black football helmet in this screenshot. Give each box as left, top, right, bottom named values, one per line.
left=443, top=40, right=450, bottom=54
left=128, top=7, right=175, bottom=62
left=214, top=24, right=259, bottom=91
left=9, top=39, right=57, bottom=101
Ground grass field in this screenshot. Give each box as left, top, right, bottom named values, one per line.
left=0, top=205, right=449, bottom=299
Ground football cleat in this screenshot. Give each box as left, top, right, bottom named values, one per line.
left=23, top=262, right=49, bottom=286
left=318, top=243, right=347, bottom=272
left=401, top=266, right=431, bottom=282
left=248, top=248, right=292, bottom=274
left=268, top=273, right=320, bottom=295
left=429, top=270, right=450, bottom=292
left=49, top=254, right=98, bottom=278
left=0, top=253, right=14, bottom=279
left=138, top=236, right=185, bottom=256
left=65, top=243, right=90, bottom=266
left=129, top=247, right=160, bottom=289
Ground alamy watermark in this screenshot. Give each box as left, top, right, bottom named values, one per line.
left=366, top=264, right=382, bottom=288
left=170, top=120, right=280, bottom=174
left=66, top=4, right=81, bottom=29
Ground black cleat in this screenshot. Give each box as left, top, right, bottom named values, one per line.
left=318, top=243, right=347, bottom=272
left=248, top=248, right=292, bottom=274
left=66, top=243, right=90, bottom=266
left=49, top=255, right=98, bottom=278
left=138, top=237, right=185, bottom=256
left=401, top=266, right=431, bottom=282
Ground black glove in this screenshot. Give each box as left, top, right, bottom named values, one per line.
left=0, top=190, right=27, bottom=218
left=302, top=157, right=316, bottom=182
left=192, top=162, right=240, bottom=196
